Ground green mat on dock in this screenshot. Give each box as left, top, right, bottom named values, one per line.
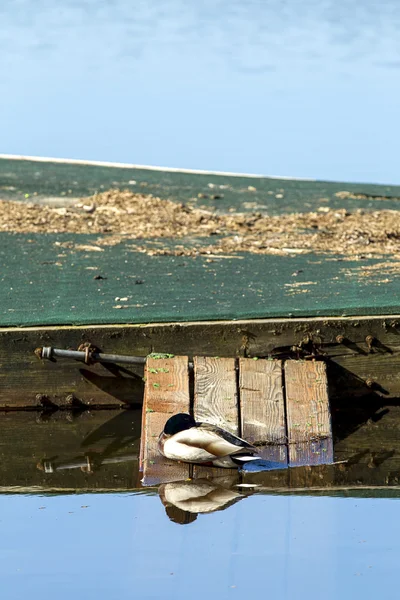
left=0, top=233, right=398, bottom=327
left=2, top=156, right=400, bottom=214
left=1, top=157, right=399, bottom=327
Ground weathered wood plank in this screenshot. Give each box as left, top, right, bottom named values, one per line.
left=284, top=360, right=333, bottom=467
left=193, top=357, right=238, bottom=434
left=193, top=357, right=238, bottom=477
left=140, top=356, right=190, bottom=485
left=288, top=439, right=334, bottom=468
left=239, top=358, right=287, bottom=464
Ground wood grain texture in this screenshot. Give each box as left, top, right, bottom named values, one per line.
left=239, top=358, right=287, bottom=464
left=193, top=357, right=238, bottom=434
left=193, top=357, right=239, bottom=477
left=288, top=439, right=334, bottom=468
left=284, top=360, right=333, bottom=467
left=140, top=356, right=190, bottom=486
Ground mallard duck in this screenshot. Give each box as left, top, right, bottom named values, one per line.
left=158, top=413, right=260, bottom=468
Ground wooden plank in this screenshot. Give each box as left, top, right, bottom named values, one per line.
left=193, top=356, right=238, bottom=477
left=288, top=439, right=334, bottom=469
left=239, top=358, right=287, bottom=465
left=284, top=360, right=333, bottom=467
left=193, top=357, right=238, bottom=434
left=140, top=356, right=190, bottom=486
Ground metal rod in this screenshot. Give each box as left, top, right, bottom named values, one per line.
left=40, top=347, right=147, bottom=366
left=37, top=346, right=246, bottom=369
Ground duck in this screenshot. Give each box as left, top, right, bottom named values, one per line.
left=158, top=413, right=260, bottom=468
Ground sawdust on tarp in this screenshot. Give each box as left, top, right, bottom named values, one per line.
left=2, top=190, right=400, bottom=263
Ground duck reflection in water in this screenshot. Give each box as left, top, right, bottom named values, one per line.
left=158, top=477, right=256, bottom=524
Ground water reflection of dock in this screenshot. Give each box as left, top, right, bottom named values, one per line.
left=0, top=410, right=141, bottom=492
left=0, top=406, right=398, bottom=495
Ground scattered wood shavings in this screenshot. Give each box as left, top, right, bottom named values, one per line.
left=1, top=190, right=400, bottom=267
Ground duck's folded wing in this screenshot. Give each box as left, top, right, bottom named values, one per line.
left=197, top=422, right=257, bottom=450
left=173, top=426, right=256, bottom=458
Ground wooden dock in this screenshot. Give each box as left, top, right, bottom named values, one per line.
left=1, top=157, right=400, bottom=502
left=139, top=356, right=332, bottom=485
left=2, top=157, right=400, bottom=408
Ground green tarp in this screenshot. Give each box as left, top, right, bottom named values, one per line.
left=1, top=157, right=399, bottom=327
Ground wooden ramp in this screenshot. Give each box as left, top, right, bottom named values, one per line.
left=139, top=357, right=332, bottom=486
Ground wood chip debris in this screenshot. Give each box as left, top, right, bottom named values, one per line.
left=1, top=189, right=400, bottom=261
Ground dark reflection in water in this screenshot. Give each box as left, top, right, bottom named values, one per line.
left=1, top=1, right=400, bottom=182
left=1, top=407, right=399, bottom=496
left=0, top=410, right=141, bottom=490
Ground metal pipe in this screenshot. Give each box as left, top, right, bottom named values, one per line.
left=37, top=346, right=245, bottom=369
left=40, top=346, right=147, bottom=366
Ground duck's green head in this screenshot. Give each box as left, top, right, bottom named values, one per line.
left=164, top=413, right=196, bottom=435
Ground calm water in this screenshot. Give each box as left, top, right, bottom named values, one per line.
left=1, top=492, right=400, bottom=599
left=1, top=1, right=400, bottom=184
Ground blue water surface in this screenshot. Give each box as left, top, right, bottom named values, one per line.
left=0, top=492, right=398, bottom=600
